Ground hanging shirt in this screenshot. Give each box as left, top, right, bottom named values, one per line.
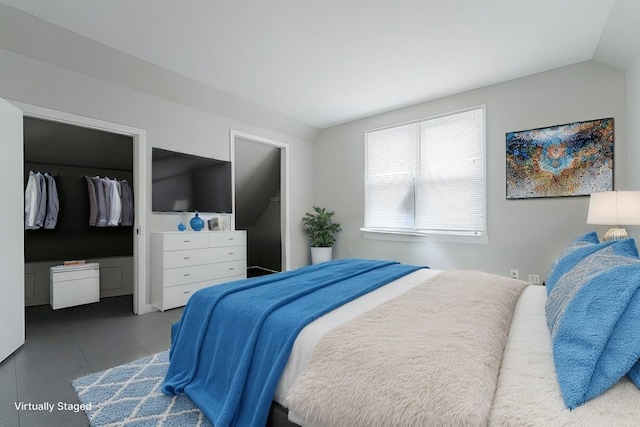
left=120, top=180, right=134, bottom=226
left=116, top=180, right=123, bottom=224
left=86, top=177, right=98, bottom=226
left=93, top=177, right=108, bottom=227
left=43, top=173, right=59, bottom=229
left=107, top=178, right=122, bottom=226
left=24, top=171, right=39, bottom=229
left=100, top=178, right=112, bottom=227
left=34, top=172, right=47, bottom=228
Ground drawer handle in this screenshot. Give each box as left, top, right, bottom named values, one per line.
left=183, top=290, right=191, bottom=294
left=228, top=267, right=235, bottom=271
left=228, top=238, right=234, bottom=240
left=183, top=256, right=190, bottom=260
left=228, top=252, right=234, bottom=255
left=184, top=273, right=191, bottom=277
left=183, top=240, right=191, bottom=243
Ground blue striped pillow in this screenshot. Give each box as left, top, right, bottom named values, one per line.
left=545, top=238, right=640, bottom=409
left=545, top=232, right=600, bottom=294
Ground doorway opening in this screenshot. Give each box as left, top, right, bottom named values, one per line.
left=231, top=130, right=290, bottom=274
left=24, top=117, right=135, bottom=309
left=16, top=101, right=148, bottom=315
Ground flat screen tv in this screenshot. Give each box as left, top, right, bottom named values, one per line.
left=152, top=147, right=233, bottom=213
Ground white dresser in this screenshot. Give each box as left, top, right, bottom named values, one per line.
left=50, top=263, right=100, bottom=310
left=150, top=230, right=247, bottom=311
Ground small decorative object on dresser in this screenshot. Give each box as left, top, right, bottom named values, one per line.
left=177, top=222, right=187, bottom=232
left=189, top=211, right=205, bottom=231
left=150, top=230, right=247, bottom=310
left=207, top=216, right=220, bottom=231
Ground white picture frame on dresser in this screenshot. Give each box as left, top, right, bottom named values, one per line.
left=150, top=230, right=247, bottom=311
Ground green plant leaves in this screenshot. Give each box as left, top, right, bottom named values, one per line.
left=302, top=206, right=341, bottom=247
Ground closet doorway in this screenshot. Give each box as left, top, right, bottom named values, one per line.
left=17, top=102, right=148, bottom=315
left=231, top=130, right=290, bottom=273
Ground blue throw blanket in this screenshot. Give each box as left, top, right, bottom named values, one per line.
left=162, top=258, right=424, bottom=427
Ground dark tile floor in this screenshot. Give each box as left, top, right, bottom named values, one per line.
left=0, top=296, right=183, bottom=427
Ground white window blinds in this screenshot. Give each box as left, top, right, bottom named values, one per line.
left=364, top=106, right=486, bottom=236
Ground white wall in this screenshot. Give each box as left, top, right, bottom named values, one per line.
left=624, top=58, right=640, bottom=237
left=627, top=59, right=640, bottom=189
left=0, top=47, right=315, bottom=308
left=313, top=61, right=627, bottom=280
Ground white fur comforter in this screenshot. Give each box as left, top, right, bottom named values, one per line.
left=490, top=286, right=640, bottom=426
left=284, top=270, right=527, bottom=427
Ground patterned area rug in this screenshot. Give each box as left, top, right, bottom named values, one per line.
left=72, top=351, right=212, bottom=426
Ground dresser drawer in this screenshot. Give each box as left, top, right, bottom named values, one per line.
left=162, top=282, right=204, bottom=309
left=163, top=246, right=246, bottom=269
left=51, top=266, right=99, bottom=282
left=163, top=260, right=247, bottom=287
left=50, top=263, right=100, bottom=310
left=210, top=231, right=246, bottom=247
left=161, top=274, right=247, bottom=310
left=51, top=277, right=100, bottom=309
left=162, top=232, right=210, bottom=251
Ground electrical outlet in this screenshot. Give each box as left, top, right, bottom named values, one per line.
left=528, top=274, right=541, bottom=284
left=510, top=269, right=519, bottom=280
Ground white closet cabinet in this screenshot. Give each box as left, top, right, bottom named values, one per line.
left=150, top=230, right=247, bottom=311
left=50, top=263, right=100, bottom=309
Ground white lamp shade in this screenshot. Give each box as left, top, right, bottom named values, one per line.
left=587, top=191, right=640, bottom=226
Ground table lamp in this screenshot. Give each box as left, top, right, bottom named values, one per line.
left=587, top=191, right=640, bottom=241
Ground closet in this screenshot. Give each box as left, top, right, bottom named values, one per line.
left=23, top=117, right=135, bottom=307
left=234, top=137, right=282, bottom=276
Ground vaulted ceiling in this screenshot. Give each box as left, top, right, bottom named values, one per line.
left=1, top=1, right=639, bottom=129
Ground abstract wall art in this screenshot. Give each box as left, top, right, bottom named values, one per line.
left=506, top=118, right=613, bottom=199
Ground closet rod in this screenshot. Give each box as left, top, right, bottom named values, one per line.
left=25, top=161, right=133, bottom=172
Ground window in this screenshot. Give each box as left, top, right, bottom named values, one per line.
left=363, top=106, right=486, bottom=238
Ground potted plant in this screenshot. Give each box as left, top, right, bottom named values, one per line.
left=302, top=206, right=341, bottom=264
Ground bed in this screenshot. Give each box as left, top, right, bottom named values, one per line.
left=162, top=236, right=640, bottom=427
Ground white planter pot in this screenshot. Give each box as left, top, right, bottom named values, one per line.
left=310, top=247, right=333, bottom=265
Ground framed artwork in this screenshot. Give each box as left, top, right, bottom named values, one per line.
left=506, top=118, right=614, bottom=199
